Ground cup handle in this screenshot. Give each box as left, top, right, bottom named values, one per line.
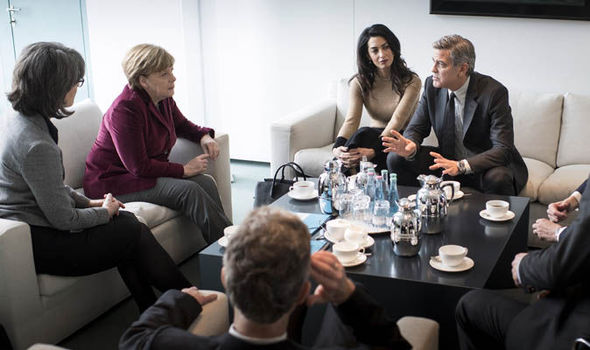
left=464, top=247, right=469, bottom=255
left=289, top=186, right=294, bottom=191
left=359, top=247, right=365, bottom=255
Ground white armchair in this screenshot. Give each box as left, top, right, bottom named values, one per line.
left=0, top=99, right=232, bottom=350
left=270, top=78, right=372, bottom=177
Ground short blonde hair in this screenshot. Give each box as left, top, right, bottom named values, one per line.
left=122, top=44, right=174, bottom=89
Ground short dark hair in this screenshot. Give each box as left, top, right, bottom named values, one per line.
left=223, top=207, right=310, bottom=323
left=7, top=42, right=85, bottom=119
left=353, top=24, right=417, bottom=97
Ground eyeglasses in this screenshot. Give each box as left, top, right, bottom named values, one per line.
left=76, top=78, right=85, bottom=88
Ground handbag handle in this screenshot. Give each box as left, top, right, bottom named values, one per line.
left=270, top=162, right=308, bottom=198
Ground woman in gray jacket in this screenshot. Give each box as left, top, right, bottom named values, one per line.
left=0, top=42, right=191, bottom=312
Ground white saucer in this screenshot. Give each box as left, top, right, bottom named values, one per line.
left=408, top=194, right=416, bottom=202
left=288, top=190, right=317, bottom=201
left=429, top=256, right=474, bottom=272
left=339, top=253, right=367, bottom=267
left=324, top=233, right=374, bottom=248
left=479, top=209, right=515, bottom=222
left=218, top=236, right=228, bottom=247
left=452, top=191, right=464, bottom=200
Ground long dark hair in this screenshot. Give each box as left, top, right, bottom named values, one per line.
left=352, top=24, right=416, bottom=97
left=7, top=42, right=85, bottom=119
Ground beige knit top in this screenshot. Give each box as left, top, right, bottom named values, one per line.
left=337, top=74, right=422, bottom=140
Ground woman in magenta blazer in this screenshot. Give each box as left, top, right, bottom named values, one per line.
left=84, top=44, right=231, bottom=243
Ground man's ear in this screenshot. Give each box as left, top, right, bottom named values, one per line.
left=459, top=62, right=469, bottom=77
left=220, top=267, right=227, bottom=290
left=296, top=281, right=311, bottom=305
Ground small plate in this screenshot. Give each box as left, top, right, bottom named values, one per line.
left=452, top=191, right=464, bottom=200
left=340, top=253, right=367, bottom=267
left=479, top=209, right=515, bottom=222
left=288, top=190, right=317, bottom=201
left=324, top=233, right=374, bottom=248
left=429, top=256, right=474, bottom=272
left=218, top=236, right=228, bottom=248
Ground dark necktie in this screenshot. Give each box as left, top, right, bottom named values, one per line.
left=441, top=92, right=456, bottom=159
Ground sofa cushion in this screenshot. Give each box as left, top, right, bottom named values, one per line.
left=53, top=99, right=103, bottom=189
left=511, top=90, right=562, bottom=167
left=557, top=93, right=590, bottom=167
left=37, top=275, right=79, bottom=297
left=121, top=202, right=182, bottom=228
left=538, top=164, right=590, bottom=204
left=294, top=144, right=334, bottom=177
left=519, top=158, right=554, bottom=201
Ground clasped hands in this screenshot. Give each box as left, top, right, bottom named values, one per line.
left=382, top=130, right=461, bottom=176
left=333, top=146, right=375, bottom=168
left=90, top=193, right=125, bottom=218
left=183, top=135, right=220, bottom=178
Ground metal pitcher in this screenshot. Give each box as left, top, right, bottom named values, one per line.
left=391, top=198, right=422, bottom=257
left=318, top=159, right=347, bottom=215
left=416, top=174, right=454, bottom=234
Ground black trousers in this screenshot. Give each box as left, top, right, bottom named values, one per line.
left=386, top=145, right=519, bottom=195
left=30, top=211, right=190, bottom=311
left=343, top=127, right=387, bottom=172
left=455, top=289, right=527, bottom=350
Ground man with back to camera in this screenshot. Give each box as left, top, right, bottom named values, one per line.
left=119, top=206, right=411, bottom=349
left=455, top=176, right=590, bottom=349
left=382, top=34, right=527, bottom=195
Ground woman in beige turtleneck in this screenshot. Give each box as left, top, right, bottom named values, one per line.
left=333, top=24, right=421, bottom=172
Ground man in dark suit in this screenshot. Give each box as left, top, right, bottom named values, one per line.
left=120, top=207, right=410, bottom=350
left=383, top=34, right=527, bottom=195
left=455, top=177, right=590, bottom=349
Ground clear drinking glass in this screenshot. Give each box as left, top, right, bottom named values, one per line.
left=338, top=193, right=355, bottom=219
left=353, top=194, right=371, bottom=224
left=372, top=199, right=390, bottom=228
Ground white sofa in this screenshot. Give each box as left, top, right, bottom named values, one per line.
left=271, top=79, right=590, bottom=248
left=0, top=99, right=233, bottom=350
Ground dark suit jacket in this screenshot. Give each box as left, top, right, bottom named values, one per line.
left=119, top=288, right=410, bottom=350
left=404, top=72, right=528, bottom=192
left=508, top=177, right=590, bottom=349
left=83, top=85, right=213, bottom=198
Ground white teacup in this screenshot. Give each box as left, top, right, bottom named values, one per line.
left=224, top=225, right=240, bottom=242
left=439, top=245, right=468, bottom=267
left=486, top=200, right=509, bottom=218
left=333, top=241, right=364, bottom=263
left=326, top=219, right=350, bottom=241
left=441, top=180, right=460, bottom=199
left=289, top=180, right=315, bottom=196
left=344, top=224, right=368, bottom=246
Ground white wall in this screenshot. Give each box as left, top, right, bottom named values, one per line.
left=85, top=0, right=204, bottom=123
left=200, top=0, right=355, bottom=161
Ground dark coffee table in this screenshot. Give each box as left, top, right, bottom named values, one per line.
left=199, top=185, right=530, bottom=349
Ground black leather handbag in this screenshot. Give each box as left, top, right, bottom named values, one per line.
left=254, top=162, right=309, bottom=207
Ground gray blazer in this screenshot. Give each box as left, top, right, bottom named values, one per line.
left=404, top=72, right=528, bottom=192
left=0, top=112, right=109, bottom=231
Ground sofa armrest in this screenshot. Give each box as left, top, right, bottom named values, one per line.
left=0, top=219, right=43, bottom=343
left=270, top=99, right=337, bottom=176
left=169, top=133, right=232, bottom=220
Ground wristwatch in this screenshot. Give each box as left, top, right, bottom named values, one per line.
left=457, top=160, right=467, bottom=174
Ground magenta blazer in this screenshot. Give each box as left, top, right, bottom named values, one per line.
left=83, top=86, right=213, bottom=198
